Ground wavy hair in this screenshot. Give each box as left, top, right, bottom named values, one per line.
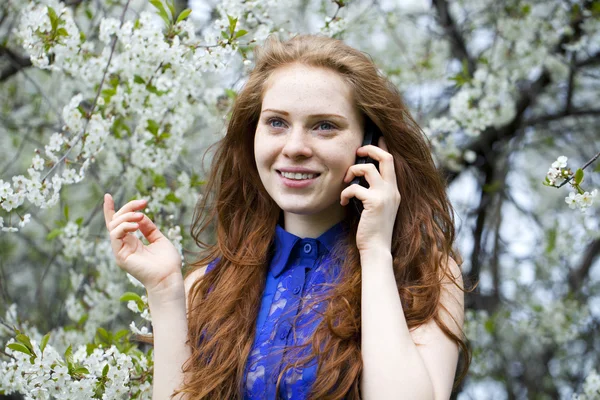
left=176, top=33, right=471, bottom=399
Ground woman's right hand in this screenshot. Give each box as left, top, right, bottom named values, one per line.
left=103, top=193, right=184, bottom=295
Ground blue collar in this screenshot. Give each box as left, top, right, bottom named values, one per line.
left=270, top=221, right=348, bottom=278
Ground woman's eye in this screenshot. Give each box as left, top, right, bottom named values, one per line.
left=316, top=121, right=336, bottom=131
left=267, top=118, right=285, bottom=128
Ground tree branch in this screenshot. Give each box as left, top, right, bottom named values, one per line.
left=0, top=46, right=32, bottom=82
left=576, top=51, right=600, bottom=68
left=432, top=0, right=476, bottom=76
left=568, top=237, right=600, bottom=294
left=524, top=108, right=600, bottom=126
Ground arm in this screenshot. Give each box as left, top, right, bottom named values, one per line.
left=360, top=248, right=463, bottom=400
left=148, top=266, right=208, bottom=400
left=102, top=194, right=209, bottom=399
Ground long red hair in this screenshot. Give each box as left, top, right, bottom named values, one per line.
left=177, top=33, right=471, bottom=399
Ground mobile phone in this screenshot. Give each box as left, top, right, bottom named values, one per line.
left=350, top=118, right=382, bottom=215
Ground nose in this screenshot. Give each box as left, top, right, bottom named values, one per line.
left=281, top=126, right=313, bottom=159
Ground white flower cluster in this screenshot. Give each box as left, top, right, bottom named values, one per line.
left=449, top=68, right=517, bottom=136
left=530, top=298, right=590, bottom=346
left=546, top=155, right=570, bottom=186
left=463, top=309, right=503, bottom=377
left=572, top=369, right=600, bottom=400
left=320, top=16, right=348, bottom=37
left=545, top=156, right=598, bottom=212
left=1, top=1, right=346, bottom=397
left=16, top=1, right=81, bottom=69
left=464, top=297, right=591, bottom=381
left=1, top=338, right=150, bottom=399
left=565, top=190, right=598, bottom=212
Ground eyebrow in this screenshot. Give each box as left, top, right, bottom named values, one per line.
left=261, top=108, right=348, bottom=121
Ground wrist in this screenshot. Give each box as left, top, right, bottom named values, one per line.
left=147, top=273, right=185, bottom=306
left=359, top=246, right=392, bottom=260
left=359, top=246, right=393, bottom=266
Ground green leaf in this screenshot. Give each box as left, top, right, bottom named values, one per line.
left=120, top=292, right=143, bottom=303
left=484, top=318, right=495, bottom=334
left=574, top=168, right=584, bottom=185
left=149, top=0, right=172, bottom=27
left=73, top=366, right=90, bottom=376
left=46, top=228, right=62, bottom=241
left=165, top=192, right=181, bottom=203
left=7, top=343, right=32, bottom=356
left=63, top=204, right=69, bottom=220
left=147, top=85, right=166, bottom=96
left=120, top=292, right=145, bottom=311
left=134, top=75, right=146, bottom=84
left=176, top=8, right=192, bottom=24
left=545, top=227, right=557, bottom=254
left=112, top=117, right=131, bottom=139
left=40, top=333, right=50, bottom=354
left=75, top=217, right=84, bottom=226
left=166, top=1, right=176, bottom=20
left=56, top=28, right=69, bottom=37
left=227, top=15, right=238, bottom=36
left=102, top=363, right=110, bottom=377
left=77, top=313, right=88, bottom=326
left=64, top=344, right=74, bottom=367
left=224, top=88, right=237, bottom=100
left=152, top=172, right=167, bottom=188
left=47, top=7, right=59, bottom=32
left=16, top=334, right=34, bottom=354
left=158, top=132, right=171, bottom=141
left=234, top=29, right=248, bottom=39
left=84, top=6, right=93, bottom=20
left=115, top=329, right=129, bottom=341
left=135, top=175, right=146, bottom=194
left=96, top=327, right=110, bottom=343
left=221, top=30, right=230, bottom=40
left=147, top=119, right=160, bottom=136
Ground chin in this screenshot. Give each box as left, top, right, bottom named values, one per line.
left=278, top=203, right=320, bottom=215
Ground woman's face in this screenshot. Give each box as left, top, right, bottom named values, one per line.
left=254, top=63, right=364, bottom=228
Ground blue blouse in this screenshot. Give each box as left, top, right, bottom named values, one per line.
left=205, top=221, right=348, bottom=399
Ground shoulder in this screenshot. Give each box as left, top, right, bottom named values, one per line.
left=437, top=254, right=465, bottom=334
left=184, top=264, right=209, bottom=303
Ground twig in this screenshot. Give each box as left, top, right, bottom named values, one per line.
left=40, top=0, right=133, bottom=183
left=556, top=150, right=600, bottom=189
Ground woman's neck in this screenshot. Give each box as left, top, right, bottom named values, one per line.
left=281, top=205, right=346, bottom=238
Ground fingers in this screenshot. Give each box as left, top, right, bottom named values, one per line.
left=136, top=213, right=166, bottom=244
left=355, top=139, right=396, bottom=182
left=103, top=194, right=165, bottom=245
left=104, top=193, right=147, bottom=244
left=343, top=162, right=380, bottom=187
left=107, top=211, right=144, bottom=231
left=340, top=183, right=369, bottom=206
left=113, top=198, right=148, bottom=221
left=110, top=221, right=140, bottom=240
left=103, top=193, right=115, bottom=229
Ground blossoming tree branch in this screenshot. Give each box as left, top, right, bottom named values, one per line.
left=0, top=0, right=598, bottom=398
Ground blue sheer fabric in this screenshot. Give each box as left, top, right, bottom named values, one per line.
left=204, top=221, right=348, bottom=399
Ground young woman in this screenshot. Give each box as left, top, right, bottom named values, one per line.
left=103, top=33, right=470, bottom=399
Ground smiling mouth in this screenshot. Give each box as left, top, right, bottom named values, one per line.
left=276, top=170, right=321, bottom=180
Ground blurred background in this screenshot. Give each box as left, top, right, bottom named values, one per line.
left=0, top=0, right=599, bottom=398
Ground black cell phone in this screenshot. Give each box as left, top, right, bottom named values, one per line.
left=350, top=118, right=382, bottom=215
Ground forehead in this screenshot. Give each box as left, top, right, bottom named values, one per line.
left=261, top=64, right=356, bottom=117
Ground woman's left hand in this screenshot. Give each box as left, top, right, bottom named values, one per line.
left=340, top=136, right=401, bottom=254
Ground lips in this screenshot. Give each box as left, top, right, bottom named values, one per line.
left=277, top=170, right=320, bottom=188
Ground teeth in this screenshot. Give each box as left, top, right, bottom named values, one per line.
left=281, top=171, right=317, bottom=180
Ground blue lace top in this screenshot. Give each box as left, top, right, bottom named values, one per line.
left=205, top=221, right=348, bottom=399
